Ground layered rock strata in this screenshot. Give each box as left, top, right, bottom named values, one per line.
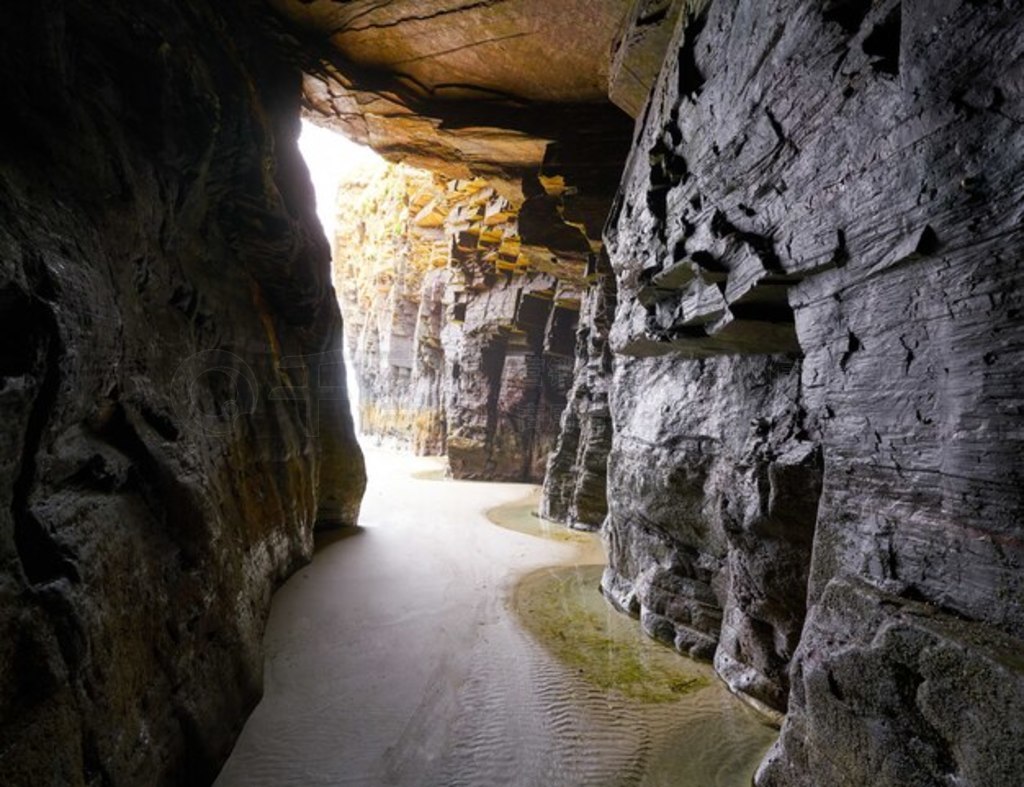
left=0, top=1, right=364, bottom=783
left=605, top=0, right=1024, bottom=782
left=2, top=0, right=1020, bottom=784
left=332, top=161, right=449, bottom=455
left=271, top=0, right=634, bottom=178
left=334, top=165, right=590, bottom=482
left=539, top=255, right=617, bottom=530
left=276, top=0, right=636, bottom=488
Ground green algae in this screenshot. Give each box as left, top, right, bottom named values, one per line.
left=514, top=564, right=712, bottom=703
left=487, top=492, right=594, bottom=544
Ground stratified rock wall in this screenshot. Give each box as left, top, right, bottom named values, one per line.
left=0, top=1, right=364, bottom=783
left=540, top=255, right=617, bottom=530
left=601, top=353, right=819, bottom=709
left=335, top=167, right=587, bottom=482
left=283, top=0, right=635, bottom=484
left=608, top=0, right=1024, bottom=781
left=333, top=162, right=449, bottom=454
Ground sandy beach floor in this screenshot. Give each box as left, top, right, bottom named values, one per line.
left=215, top=449, right=776, bottom=786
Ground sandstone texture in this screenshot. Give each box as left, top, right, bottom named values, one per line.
left=271, top=0, right=634, bottom=177
left=332, top=161, right=449, bottom=455
left=3, top=0, right=1023, bottom=784
left=605, top=0, right=1024, bottom=781
left=0, top=1, right=363, bottom=784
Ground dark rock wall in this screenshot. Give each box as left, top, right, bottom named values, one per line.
left=441, top=265, right=578, bottom=484
left=0, top=1, right=364, bottom=784
left=333, top=164, right=449, bottom=455
left=600, top=352, right=819, bottom=714
left=607, top=0, right=1024, bottom=781
left=540, top=256, right=617, bottom=530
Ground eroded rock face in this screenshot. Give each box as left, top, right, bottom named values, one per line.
left=607, top=0, right=1024, bottom=779
left=757, top=578, right=1024, bottom=786
left=291, top=0, right=637, bottom=484
left=284, top=0, right=637, bottom=487
left=333, top=162, right=449, bottom=454
left=600, top=353, right=819, bottom=704
left=334, top=166, right=588, bottom=481
left=0, top=1, right=364, bottom=783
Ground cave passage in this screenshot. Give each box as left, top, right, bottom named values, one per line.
left=297, top=119, right=379, bottom=421
left=210, top=121, right=778, bottom=786
left=3, top=3, right=1022, bottom=785
left=214, top=448, right=777, bottom=785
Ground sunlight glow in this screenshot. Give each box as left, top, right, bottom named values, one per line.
left=298, top=119, right=384, bottom=246
left=297, top=118, right=383, bottom=433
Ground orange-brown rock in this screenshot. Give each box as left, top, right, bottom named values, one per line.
left=271, top=0, right=634, bottom=177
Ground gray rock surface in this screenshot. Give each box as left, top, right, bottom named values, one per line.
left=601, top=353, right=818, bottom=698
left=540, top=256, right=617, bottom=530
left=0, top=1, right=364, bottom=783
left=757, top=577, right=1024, bottom=786
left=605, top=0, right=1024, bottom=778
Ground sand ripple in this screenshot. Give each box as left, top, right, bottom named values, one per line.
left=215, top=451, right=775, bottom=786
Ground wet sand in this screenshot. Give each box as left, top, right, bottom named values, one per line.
left=215, top=449, right=776, bottom=786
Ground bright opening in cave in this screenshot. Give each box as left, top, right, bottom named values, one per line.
left=297, top=119, right=382, bottom=244
left=297, top=119, right=384, bottom=430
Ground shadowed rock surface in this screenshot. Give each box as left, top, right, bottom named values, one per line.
left=539, top=254, right=617, bottom=530
left=0, top=1, right=364, bottom=783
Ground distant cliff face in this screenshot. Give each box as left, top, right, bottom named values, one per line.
left=605, top=1, right=1024, bottom=783
left=333, top=165, right=591, bottom=482
left=0, top=1, right=364, bottom=783
left=290, top=0, right=635, bottom=485
left=332, top=162, right=449, bottom=455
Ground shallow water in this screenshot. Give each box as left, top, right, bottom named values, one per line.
left=513, top=564, right=777, bottom=786
left=409, top=467, right=447, bottom=482
left=487, top=490, right=596, bottom=546
left=215, top=451, right=776, bottom=786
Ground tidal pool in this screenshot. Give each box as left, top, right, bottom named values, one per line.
left=512, top=563, right=778, bottom=786
left=490, top=489, right=778, bottom=784
left=514, top=564, right=710, bottom=703
left=486, top=489, right=594, bottom=545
